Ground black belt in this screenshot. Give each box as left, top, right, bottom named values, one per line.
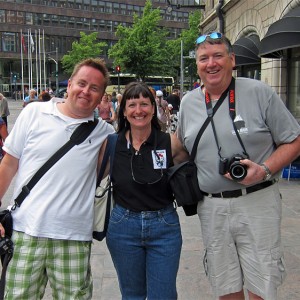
left=202, top=180, right=276, bottom=198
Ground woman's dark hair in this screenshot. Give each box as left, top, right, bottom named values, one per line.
left=117, top=82, right=161, bottom=133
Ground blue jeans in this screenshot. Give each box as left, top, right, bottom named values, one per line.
left=106, top=204, right=182, bottom=300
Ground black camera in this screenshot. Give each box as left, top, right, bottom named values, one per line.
left=0, top=237, right=13, bottom=256
left=219, top=154, right=248, bottom=181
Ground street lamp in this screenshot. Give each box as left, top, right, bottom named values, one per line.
left=47, top=47, right=59, bottom=94
left=166, top=0, right=205, bottom=12
left=166, top=1, right=205, bottom=98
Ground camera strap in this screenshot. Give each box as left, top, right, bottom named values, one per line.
left=190, top=83, right=230, bottom=161
left=204, top=77, right=249, bottom=159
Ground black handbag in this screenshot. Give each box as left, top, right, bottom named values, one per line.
left=0, top=210, right=13, bottom=239
left=168, top=86, right=229, bottom=216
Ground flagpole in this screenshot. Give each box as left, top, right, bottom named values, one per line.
left=43, top=30, right=47, bottom=90
left=39, top=29, right=42, bottom=93
left=28, top=29, right=31, bottom=90
left=35, top=30, right=38, bottom=95
left=29, top=29, right=33, bottom=90
left=20, top=29, right=25, bottom=101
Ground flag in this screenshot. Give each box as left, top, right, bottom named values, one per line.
left=30, top=33, right=34, bottom=52
left=21, top=35, right=27, bottom=53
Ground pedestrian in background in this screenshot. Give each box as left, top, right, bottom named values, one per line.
left=0, top=93, right=10, bottom=127
left=23, top=88, right=37, bottom=107
left=155, top=89, right=169, bottom=132
left=106, top=82, right=188, bottom=300
left=0, top=58, right=114, bottom=299
left=177, top=32, right=300, bottom=300
left=97, top=92, right=116, bottom=124
left=0, top=116, right=8, bottom=162
left=166, top=89, right=180, bottom=115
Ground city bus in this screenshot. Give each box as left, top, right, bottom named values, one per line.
left=106, top=74, right=174, bottom=95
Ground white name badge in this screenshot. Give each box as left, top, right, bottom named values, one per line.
left=152, top=150, right=167, bottom=169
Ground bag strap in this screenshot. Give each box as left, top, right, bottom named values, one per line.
left=96, top=133, right=118, bottom=185
left=13, top=119, right=99, bottom=209
left=0, top=251, right=13, bottom=299
left=190, top=85, right=230, bottom=161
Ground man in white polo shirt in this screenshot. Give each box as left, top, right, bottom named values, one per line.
left=0, top=58, right=114, bottom=299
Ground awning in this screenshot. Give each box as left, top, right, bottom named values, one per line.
left=259, top=6, right=300, bottom=58
left=232, top=35, right=261, bottom=66
left=59, top=79, right=69, bottom=86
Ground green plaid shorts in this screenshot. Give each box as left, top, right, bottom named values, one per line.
left=5, top=231, right=93, bottom=300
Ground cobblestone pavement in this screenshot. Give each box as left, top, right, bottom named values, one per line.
left=1, top=99, right=300, bottom=299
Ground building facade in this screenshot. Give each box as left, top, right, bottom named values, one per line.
left=0, top=0, right=196, bottom=96
left=199, top=0, right=300, bottom=122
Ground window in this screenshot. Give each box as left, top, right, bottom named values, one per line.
left=127, top=5, right=133, bottom=15
left=74, top=0, right=82, bottom=9
left=83, top=0, right=90, bottom=10
left=98, top=1, right=105, bottom=12
left=82, top=17, right=90, bottom=29
left=35, top=13, right=42, bottom=25
left=107, top=20, right=112, bottom=32
left=16, top=11, right=24, bottom=24
left=0, top=10, right=5, bottom=23
left=91, top=18, right=98, bottom=30
left=43, top=13, right=50, bottom=26
left=99, top=20, right=106, bottom=31
left=66, top=0, right=74, bottom=8
left=76, top=17, right=83, bottom=29
left=120, top=4, right=126, bottom=15
left=26, top=12, right=33, bottom=26
left=288, top=48, right=300, bottom=121
left=2, top=32, right=16, bottom=52
left=133, top=6, right=140, bottom=16
left=113, top=3, right=119, bottom=14
left=68, top=16, right=75, bottom=28
left=91, top=0, right=98, bottom=11
left=112, top=21, right=119, bottom=32
left=52, top=14, right=59, bottom=27
left=105, top=2, right=112, bottom=13
left=60, top=15, right=67, bottom=27
left=6, top=11, right=16, bottom=24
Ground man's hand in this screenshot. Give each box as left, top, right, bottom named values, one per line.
left=224, top=159, right=266, bottom=185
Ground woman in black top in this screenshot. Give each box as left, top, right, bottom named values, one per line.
left=106, top=82, right=188, bottom=300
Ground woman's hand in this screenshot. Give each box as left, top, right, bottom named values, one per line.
left=0, top=223, right=5, bottom=238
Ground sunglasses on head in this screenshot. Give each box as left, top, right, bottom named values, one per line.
left=195, top=32, right=223, bottom=45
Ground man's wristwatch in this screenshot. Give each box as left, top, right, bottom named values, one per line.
left=261, top=163, right=272, bottom=181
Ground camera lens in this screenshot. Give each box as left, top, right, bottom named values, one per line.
left=229, top=162, right=247, bottom=181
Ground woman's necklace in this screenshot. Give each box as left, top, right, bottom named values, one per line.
left=128, top=130, right=150, bottom=154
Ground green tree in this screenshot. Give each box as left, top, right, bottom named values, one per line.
left=61, top=32, right=107, bottom=75
left=108, top=0, right=168, bottom=81
left=166, top=10, right=202, bottom=83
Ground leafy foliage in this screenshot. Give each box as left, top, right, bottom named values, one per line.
left=166, top=10, right=202, bottom=81
left=61, top=32, right=107, bottom=75
left=108, top=0, right=169, bottom=81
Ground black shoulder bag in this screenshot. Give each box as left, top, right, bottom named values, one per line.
left=0, top=119, right=98, bottom=299
left=168, top=81, right=232, bottom=216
